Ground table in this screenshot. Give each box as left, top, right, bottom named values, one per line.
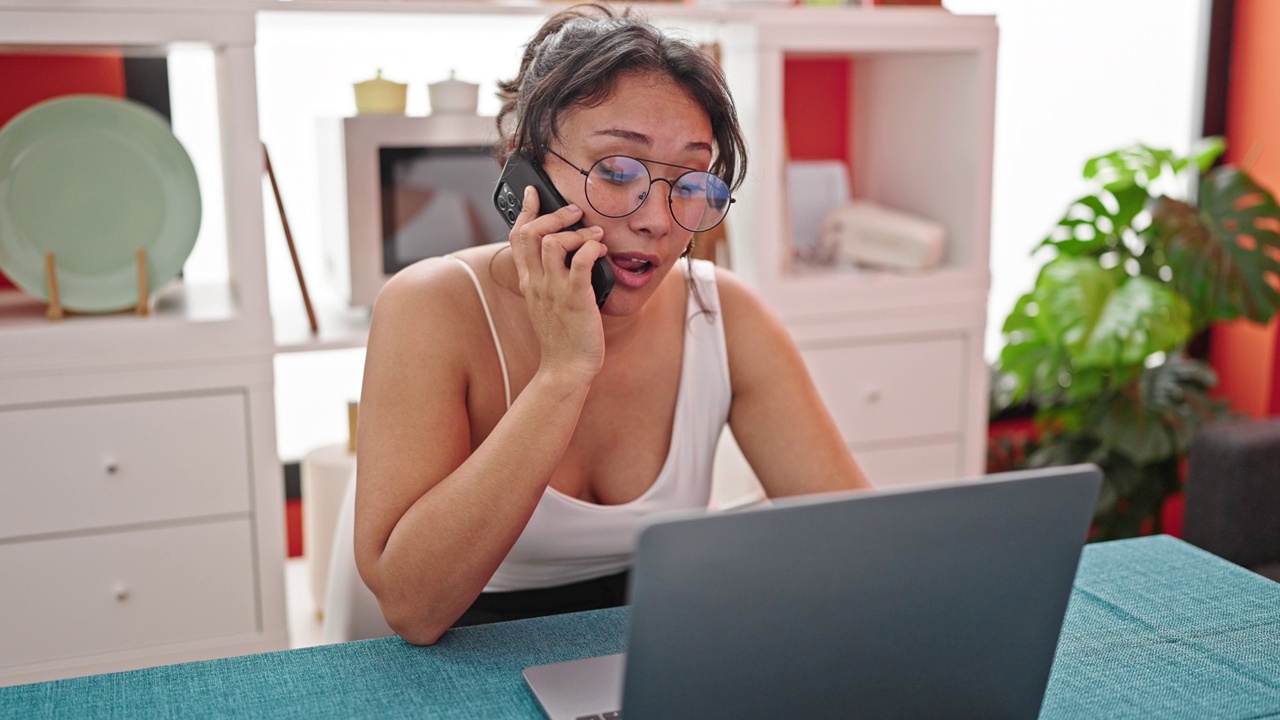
left=2, top=536, right=1278, bottom=719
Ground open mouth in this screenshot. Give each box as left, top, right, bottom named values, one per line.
left=606, top=253, right=660, bottom=290
left=611, top=257, right=654, bottom=275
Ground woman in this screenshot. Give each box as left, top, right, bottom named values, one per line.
left=355, top=3, right=870, bottom=646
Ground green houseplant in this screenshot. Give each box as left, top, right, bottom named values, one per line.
left=993, top=140, right=1280, bottom=540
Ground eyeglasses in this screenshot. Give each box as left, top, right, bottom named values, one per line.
left=545, top=148, right=734, bottom=233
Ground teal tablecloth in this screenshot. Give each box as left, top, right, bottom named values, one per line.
left=2, top=536, right=1278, bottom=719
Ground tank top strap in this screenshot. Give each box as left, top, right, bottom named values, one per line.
left=445, top=255, right=512, bottom=410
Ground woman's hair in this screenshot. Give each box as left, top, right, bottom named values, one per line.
left=496, top=3, right=748, bottom=193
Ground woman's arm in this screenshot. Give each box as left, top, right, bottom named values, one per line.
left=356, top=196, right=607, bottom=645
left=717, top=269, right=872, bottom=496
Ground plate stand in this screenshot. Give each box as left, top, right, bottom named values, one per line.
left=43, top=249, right=152, bottom=321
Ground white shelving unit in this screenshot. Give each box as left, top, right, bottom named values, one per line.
left=0, top=0, right=994, bottom=681
left=740, top=9, right=997, bottom=487
left=0, top=0, right=288, bottom=686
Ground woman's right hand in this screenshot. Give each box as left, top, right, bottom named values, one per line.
left=510, top=185, right=610, bottom=384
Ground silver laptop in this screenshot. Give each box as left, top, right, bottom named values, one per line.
left=523, top=465, right=1101, bottom=720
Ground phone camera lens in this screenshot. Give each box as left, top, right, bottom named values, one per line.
left=506, top=191, right=518, bottom=207
left=506, top=209, right=517, bottom=222
left=497, top=195, right=508, bottom=211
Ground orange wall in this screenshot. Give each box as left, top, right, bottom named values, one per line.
left=1210, top=0, right=1280, bottom=418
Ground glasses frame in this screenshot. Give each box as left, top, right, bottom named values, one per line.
left=544, top=147, right=735, bottom=233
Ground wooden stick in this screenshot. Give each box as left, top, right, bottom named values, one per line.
left=136, top=248, right=150, bottom=316
left=44, top=252, right=63, bottom=321
left=347, top=401, right=359, bottom=454
left=264, top=143, right=319, bottom=335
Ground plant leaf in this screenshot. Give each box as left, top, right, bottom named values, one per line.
left=1083, top=144, right=1178, bottom=192
left=1075, top=276, right=1193, bottom=367
left=997, top=294, right=1067, bottom=405
left=1083, top=357, right=1229, bottom=466
left=1033, top=257, right=1192, bottom=370
left=1152, top=166, right=1280, bottom=325
left=1187, top=136, right=1226, bottom=173
left=1039, top=186, right=1150, bottom=257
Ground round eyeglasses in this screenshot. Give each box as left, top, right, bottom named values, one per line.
left=545, top=148, right=734, bottom=233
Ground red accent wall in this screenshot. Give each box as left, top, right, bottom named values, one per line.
left=784, top=57, right=853, bottom=165
left=0, top=54, right=126, bottom=127
left=1211, top=0, right=1280, bottom=419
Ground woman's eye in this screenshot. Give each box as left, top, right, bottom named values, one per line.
left=600, top=168, right=639, bottom=183
left=674, top=182, right=704, bottom=198
left=594, top=158, right=645, bottom=185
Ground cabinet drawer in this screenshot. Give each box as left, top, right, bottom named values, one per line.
left=0, top=392, right=252, bottom=540
left=0, top=518, right=258, bottom=669
left=801, top=337, right=965, bottom=445
left=855, top=441, right=961, bottom=488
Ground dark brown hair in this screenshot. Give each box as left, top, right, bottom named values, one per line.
left=496, top=3, right=748, bottom=193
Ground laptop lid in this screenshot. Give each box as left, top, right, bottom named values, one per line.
left=525, top=465, right=1101, bottom=719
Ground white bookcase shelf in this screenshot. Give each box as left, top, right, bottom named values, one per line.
left=0, top=1, right=287, bottom=687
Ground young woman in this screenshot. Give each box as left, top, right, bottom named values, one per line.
left=355, top=3, right=870, bottom=645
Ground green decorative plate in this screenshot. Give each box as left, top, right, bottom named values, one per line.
left=0, top=95, right=201, bottom=313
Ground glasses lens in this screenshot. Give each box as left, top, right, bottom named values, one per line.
left=585, top=156, right=650, bottom=218
left=584, top=155, right=733, bottom=232
left=670, top=171, right=732, bottom=233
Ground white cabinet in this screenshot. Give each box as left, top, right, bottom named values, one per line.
left=0, top=1, right=287, bottom=686
left=0, top=367, right=289, bottom=687
left=0, top=393, right=253, bottom=539
left=0, top=519, right=260, bottom=670
left=801, top=336, right=966, bottom=445
left=711, top=9, right=995, bottom=491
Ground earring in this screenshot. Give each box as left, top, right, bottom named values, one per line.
left=683, top=237, right=696, bottom=258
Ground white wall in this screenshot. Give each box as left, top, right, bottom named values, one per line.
left=943, top=0, right=1208, bottom=360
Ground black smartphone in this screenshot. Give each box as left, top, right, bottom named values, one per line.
left=493, top=150, right=615, bottom=309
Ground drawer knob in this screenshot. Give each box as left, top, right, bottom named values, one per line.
left=865, top=388, right=883, bottom=404
left=113, top=584, right=130, bottom=602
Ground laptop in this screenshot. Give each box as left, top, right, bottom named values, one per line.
left=523, top=465, right=1101, bottom=720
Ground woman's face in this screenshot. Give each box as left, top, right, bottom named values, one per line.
left=544, top=71, right=715, bottom=316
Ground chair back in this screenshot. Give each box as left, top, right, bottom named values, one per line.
left=1184, top=419, right=1280, bottom=581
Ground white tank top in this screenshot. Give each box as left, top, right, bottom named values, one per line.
left=447, top=256, right=732, bottom=591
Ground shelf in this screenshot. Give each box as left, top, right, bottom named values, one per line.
left=0, top=4, right=255, bottom=47
left=272, top=291, right=370, bottom=354
left=732, top=11, right=996, bottom=326
left=0, top=281, right=271, bottom=373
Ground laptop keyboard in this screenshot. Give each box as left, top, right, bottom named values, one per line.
left=576, top=712, right=620, bottom=720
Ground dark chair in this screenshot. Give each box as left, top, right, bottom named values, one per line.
left=1183, top=418, right=1280, bottom=583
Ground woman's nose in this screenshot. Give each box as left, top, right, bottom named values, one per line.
left=629, top=180, right=674, bottom=236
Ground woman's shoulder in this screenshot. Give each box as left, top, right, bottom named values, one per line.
left=374, top=245, right=503, bottom=315
left=368, top=244, right=509, bottom=350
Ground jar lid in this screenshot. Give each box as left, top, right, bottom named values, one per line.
left=428, top=69, right=478, bottom=93
left=354, top=68, right=407, bottom=92
left=353, top=69, right=408, bottom=115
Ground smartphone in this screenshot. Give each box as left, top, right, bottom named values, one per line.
left=493, top=150, right=615, bottom=309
